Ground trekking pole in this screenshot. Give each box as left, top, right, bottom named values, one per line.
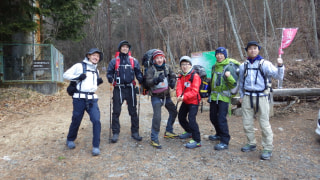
left=109, top=83, right=113, bottom=144
left=175, top=86, right=187, bottom=110
left=137, top=84, right=141, bottom=120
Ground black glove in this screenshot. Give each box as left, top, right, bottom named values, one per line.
left=78, top=74, right=87, bottom=81
left=108, top=78, right=113, bottom=84
left=135, top=87, right=139, bottom=94
left=97, top=77, right=103, bottom=86
left=154, top=73, right=165, bottom=85
left=169, top=79, right=175, bottom=89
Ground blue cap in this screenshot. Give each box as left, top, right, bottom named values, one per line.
left=215, top=47, right=227, bottom=58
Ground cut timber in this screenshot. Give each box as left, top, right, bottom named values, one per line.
left=273, top=88, right=320, bottom=97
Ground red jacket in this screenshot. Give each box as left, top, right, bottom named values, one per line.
left=176, top=70, right=201, bottom=105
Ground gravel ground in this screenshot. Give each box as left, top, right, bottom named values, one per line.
left=1, top=80, right=320, bottom=180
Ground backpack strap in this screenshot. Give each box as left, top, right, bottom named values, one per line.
left=243, top=59, right=267, bottom=90
left=189, top=71, right=195, bottom=83
left=115, top=55, right=134, bottom=70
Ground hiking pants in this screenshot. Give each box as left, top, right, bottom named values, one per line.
left=242, top=95, right=273, bottom=151
left=112, top=86, right=139, bottom=134
left=178, top=103, right=201, bottom=143
left=210, top=100, right=230, bottom=145
left=67, top=98, right=101, bottom=148
left=150, top=96, right=177, bottom=141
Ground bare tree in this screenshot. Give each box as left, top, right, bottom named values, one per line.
left=224, top=0, right=244, bottom=61
left=201, top=0, right=212, bottom=50
left=310, top=0, right=319, bottom=58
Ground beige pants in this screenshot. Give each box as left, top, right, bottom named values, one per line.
left=242, top=95, right=273, bottom=151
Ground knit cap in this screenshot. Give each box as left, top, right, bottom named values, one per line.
left=215, top=47, right=227, bottom=58
left=152, top=50, right=166, bottom=63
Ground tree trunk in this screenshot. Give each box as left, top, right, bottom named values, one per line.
left=224, top=0, right=244, bottom=61
left=138, top=0, right=145, bottom=52
left=107, top=0, right=112, bottom=61
left=310, top=0, right=319, bottom=58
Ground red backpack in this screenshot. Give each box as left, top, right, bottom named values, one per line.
left=113, top=51, right=136, bottom=86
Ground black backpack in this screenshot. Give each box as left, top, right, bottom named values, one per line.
left=141, top=49, right=158, bottom=95
left=190, top=65, right=209, bottom=98
left=66, top=62, right=99, bottom=96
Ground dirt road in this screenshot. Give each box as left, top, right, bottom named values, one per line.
left=1, top=79, right=320, bottom=179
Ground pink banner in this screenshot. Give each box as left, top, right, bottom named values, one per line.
left=278, top=28, right=298, bottom=55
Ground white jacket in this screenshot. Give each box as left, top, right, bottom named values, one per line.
left=63, top=58, right=99, bottom=99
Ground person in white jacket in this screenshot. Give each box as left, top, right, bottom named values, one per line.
left=239, top=41, right=285, bottom=160
left=63, top=48, right=103, bottom=156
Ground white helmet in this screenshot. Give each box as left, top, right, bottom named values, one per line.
left=179, top=56, right=192, bottom=66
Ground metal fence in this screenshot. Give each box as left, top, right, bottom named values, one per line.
left=0, top=43, right=64, bottom=83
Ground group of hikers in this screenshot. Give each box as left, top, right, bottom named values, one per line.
left=63, top=40, right=285, bottom=160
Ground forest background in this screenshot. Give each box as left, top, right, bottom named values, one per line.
left=0, top=0, right=319, bottom=70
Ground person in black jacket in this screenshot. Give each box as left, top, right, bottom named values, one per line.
left=106, top=40, right=143, bottom=143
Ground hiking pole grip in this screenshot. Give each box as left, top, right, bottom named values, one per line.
left=175, top=88, right=186, bottom=110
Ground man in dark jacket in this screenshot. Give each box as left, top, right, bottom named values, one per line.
left=145, top=49, right=177, bottom=149
left=106, top=40, right=143, bottom=143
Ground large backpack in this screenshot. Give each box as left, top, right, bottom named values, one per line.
left=113, top=51, right=135, bottom=86
left=190, top=65, right=209, bottom=98
left=141, top=49, right=158, bottom=95
left=66, top=62, right=99, bottom=96
left=211, top=61, right=240, bottom=96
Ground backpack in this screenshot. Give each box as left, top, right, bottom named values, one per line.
left=141, top=49, right=158, bottom=95
left=243, top=59, right=272, bottom=94
left=189, top=65, right=209, bottom=98
left=150, top=65, right=170, bottom=94
left=66, top=62, right=99, bottom=96
left=211, top=61, right=240, bottom=96
left=113, top=51, right=135, bottom=86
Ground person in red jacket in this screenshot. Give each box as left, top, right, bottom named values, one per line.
left=176, top=56, right=202, bottom=149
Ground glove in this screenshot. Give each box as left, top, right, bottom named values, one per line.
left=156, top=73, right=165, bottom=84
left=97, top=77, right=103, bottom=86
left=108, top=78, right=113, bottom=84
left=277, top=58, right=283, bottom=67
left=78, top=74, right=87, bottom=81
left=169, top=79, right=175, bottom=89
left=135, top=87, right=139, bottom=94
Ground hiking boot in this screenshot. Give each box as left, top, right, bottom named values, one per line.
left=132, top=132, right=142, bottom=141
left=150, top=140, right=162, bottom=149
left=260, top=150, right=272, bottom=160
left=241, top=144, right=256, bottom=152
left=185, top=139, right=201, bottom=149
left=111, top=134, right=119, bottom=143
left=179, top=131, right=192, bottom=139
left=208, top=135, right=221, bottom=141
left=164, top=131, right=179, bottom=139
left=92, top=147, right=100, bottom=156
left=66, top=140, right=75, bottom=149
left=214, top=143, right=229, bottom=151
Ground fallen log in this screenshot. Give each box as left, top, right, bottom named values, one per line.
left=231, top=88, right=320, bottom=105
left=272, top=88, right=320, bottom=97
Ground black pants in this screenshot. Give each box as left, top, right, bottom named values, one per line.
left=112, top=86, right=139, bottom=134
left=209, top=101, right=230, bottom=145
left=178, top=103, right=201, bottom=142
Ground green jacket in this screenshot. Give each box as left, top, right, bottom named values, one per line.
left=210, top=58, right=240, bottom=103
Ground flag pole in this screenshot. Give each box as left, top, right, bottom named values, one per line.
left=277, top=28, right=284, bottom=89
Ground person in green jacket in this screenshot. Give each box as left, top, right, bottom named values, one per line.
left=208, top=47, right=240, bottom=150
